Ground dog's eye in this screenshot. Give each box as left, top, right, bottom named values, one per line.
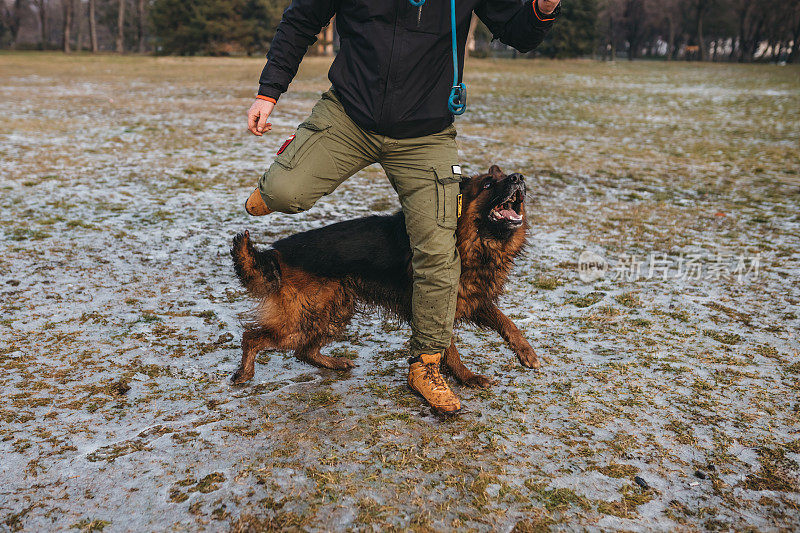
left=483, top=180, right=493, bottom=189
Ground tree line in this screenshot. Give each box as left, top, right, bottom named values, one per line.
left=0, top=0, right=291, bottom=53
left=595, top=0, right=800, bottom=63
left=1, top=0, right=151, bottom=52
left=1, top=0, right=798, bottom=62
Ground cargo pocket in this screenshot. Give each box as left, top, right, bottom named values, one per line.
left=274, top=116, right=332, bottom=170
left=433, top=165, right=463, bottom=229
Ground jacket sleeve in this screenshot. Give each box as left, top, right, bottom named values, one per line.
left=257, top=0, right=337, bottom=102
left=474, top=0, right=560, bottom=54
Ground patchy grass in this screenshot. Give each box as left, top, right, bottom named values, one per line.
left=531, top=275, right=562, bottom=290
left=704, top=329, right=744, bottom=345
left=1, top=54, right=798, bottom=531
left=567, top=291, right=605, bottom=308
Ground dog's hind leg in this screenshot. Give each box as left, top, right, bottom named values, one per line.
left=294, top=290, right=356, bottom=370
left=232, top=328, right=275, bottom=384
left=296, top=339, right=355, bottom=370
left=473, top=305, right=540, bottom=369
left=443, top=340, right=494, bottom=388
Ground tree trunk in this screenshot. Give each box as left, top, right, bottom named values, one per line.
left=137, top=0, right=146, bottom=53
left=62, top=0, right=73, bottom=53
left=8, top=0, right=26, bottom=48
left=733, top=1, right=748, bottom=61
left=34, top=0, right=47, bottom=49
left=696, top=1, right=706, bottom=61
left=748, top=17, right=765, bottom=62
left=75, top=0, right=84, bottom=51
left=116, top=0, right=125, bottom=53
left=667, top=17, right=675, bottom=60
left=777, top=40, right=787, bottom=62
left=788, top=17, right=800, bottom=63
left=89, top=0, right=98, bottom=52
left=609, top=15, right=615, bottom=61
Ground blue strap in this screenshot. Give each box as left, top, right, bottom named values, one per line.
left=446, top=0, right=467, bottom=114
left=407, top=0, right=467, bottom=115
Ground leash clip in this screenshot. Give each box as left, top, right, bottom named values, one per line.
left=448, top=83, right=467, bottom=115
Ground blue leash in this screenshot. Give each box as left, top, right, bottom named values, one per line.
left=408, top=0, right=467, bottom=115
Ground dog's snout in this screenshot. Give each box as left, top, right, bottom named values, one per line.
left=508, top=173, right=524, bottom=184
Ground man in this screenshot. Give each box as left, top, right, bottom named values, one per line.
left=244, top=0, right=560, bottom=414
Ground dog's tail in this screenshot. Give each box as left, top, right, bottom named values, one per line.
left=231, top=230, right=281, bottom=296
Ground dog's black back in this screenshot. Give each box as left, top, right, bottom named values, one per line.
left=272, top=212, right=411, bottom=282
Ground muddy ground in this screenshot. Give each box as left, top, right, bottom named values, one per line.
left=1, top=54, right=799, bottom=531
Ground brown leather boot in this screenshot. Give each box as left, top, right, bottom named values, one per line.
left=244, top=188, right=272, bottom=216
left=408, top=352, right=461, bottom=414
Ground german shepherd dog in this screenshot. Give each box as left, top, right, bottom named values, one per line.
left=230, top=165, right=539, bottom=387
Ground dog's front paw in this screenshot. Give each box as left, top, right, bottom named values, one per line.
left=463, top=374, right=495, bottom=388
left=326, top=357, right=355, bottom=370
left=517, top=347, right=541, bottom=369
left=231, top=366, right=254, bottom=384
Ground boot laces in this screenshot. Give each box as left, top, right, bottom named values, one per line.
left=422, top=362, right=448, bottom=391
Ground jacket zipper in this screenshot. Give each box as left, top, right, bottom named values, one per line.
left=377, top=0, right=402, bottom=130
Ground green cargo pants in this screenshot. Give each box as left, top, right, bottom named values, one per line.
left=258, top=89, right=462, bottom=357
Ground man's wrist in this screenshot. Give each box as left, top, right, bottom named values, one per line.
left=256, top=95, right=277, bottom=104
left=257, top=84, right=282, bottom=103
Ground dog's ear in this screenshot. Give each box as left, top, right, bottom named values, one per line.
left=488, top=165, right=504, bottom=179
left=459, top=175, right=473, bottom=190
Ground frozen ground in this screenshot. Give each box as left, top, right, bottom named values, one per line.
left=1, top=54, right=799, bottom=531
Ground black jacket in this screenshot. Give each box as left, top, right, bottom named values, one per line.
left=258, top=0, right=559, bottom=138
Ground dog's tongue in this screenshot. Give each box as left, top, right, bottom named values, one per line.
left=497, top=208, right=519, bottom=220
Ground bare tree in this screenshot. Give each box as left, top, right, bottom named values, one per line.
left=687, top=0, right=715, bottom=61
left=116, top=0, right=125, bottom=53
left=656, top=0, right=682, bottom=60
left=623, top=0, right=648, bottom=59
left=62, top=0, right=73, bottom=52
left=75, top=0, right=83, bottom=50
left=765, top=0, right=800, bottom=62
left=88, top=0, right=97, bottom=51
left=736, top=0, right=767, bottom=61
left=788, top=3, right=800, bottom=63
left=136, top=0, right=145, bottom=52
left=598, top=0, right=625, bottom=60
left=31, top=0, right=47, bottom=48
left=1, top=0, right=28, bottom=48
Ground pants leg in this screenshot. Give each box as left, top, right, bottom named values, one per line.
left=259, top=90, right=381, bottom=214
left=380, top=126, right=462, bottom=356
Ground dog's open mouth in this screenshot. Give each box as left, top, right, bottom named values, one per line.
left=489, top=189, right=524, bottom=224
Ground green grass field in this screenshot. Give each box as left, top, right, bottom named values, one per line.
left=1, top=53, right=799, bottom=531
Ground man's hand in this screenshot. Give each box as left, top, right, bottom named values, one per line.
left=537, top=0, right=559, bottom=15
left=247, top=99, right=275, bottom=136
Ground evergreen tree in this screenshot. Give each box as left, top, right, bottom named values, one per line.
left=538, top=0, right=598, bottom=58
left=243, top=0, right=290, bottom=55
left=149, top=0, right=288, bottom=55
